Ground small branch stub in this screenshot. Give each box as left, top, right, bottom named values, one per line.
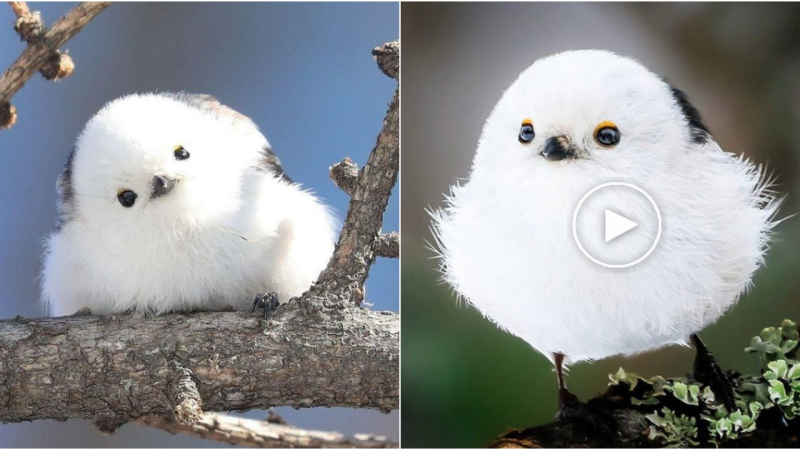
left=0, top=103, right=17, bottom=130
left=168, top=362, right=203, bottom=426
left=372, top=41, right=399, bottom=81
left=375, top=232, right=399, bottom=259
left=12, top=5, right=44, bottom=43
left=330, top=157, right=360, bottom=197
left=40, top=52, right=75, bottom=80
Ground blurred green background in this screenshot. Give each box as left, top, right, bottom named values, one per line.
left=400, top=3, right=800, bottom=447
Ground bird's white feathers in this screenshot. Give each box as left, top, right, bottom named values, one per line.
left=43, top=93, right=337, bottom=316
left=431, top=50, right=782, bottom=364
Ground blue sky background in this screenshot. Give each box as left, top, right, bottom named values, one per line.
left=0, top=3, right=398, bottom=446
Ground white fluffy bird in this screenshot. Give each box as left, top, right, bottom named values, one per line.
left=431, top=50, right=781, bottom=420
left=43, top=93, right=336, bottom=317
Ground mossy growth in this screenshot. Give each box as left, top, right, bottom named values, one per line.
left=608, top=319, right=799, bottom=448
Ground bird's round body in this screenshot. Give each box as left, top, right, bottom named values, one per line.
left=432, top=50, right=780, bottom=365
left=43, top=93, right=337, bottom=316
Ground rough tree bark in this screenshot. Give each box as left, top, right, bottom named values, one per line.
left=0, top=307, right=397, bottom=429
left=0, top=11, right=400, bottom=443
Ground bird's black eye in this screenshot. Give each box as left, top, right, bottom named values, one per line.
left=117, top=190, right=137, bottom=208
left=519, top=119, right=535, bottom=143
left=174, top=146, right=190, bottom=161
left=594, top=121, right=620, bottom=146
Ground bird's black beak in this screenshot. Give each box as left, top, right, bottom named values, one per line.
left=542, top=136, right=575, bottom=161
left=151, top=175, right=176, bottom=199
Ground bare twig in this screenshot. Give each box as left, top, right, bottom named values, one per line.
left=0, top=2, right=110, bottom=129
left=8, top=1, right=29, bottom=18
left=375, top=232, right=399, bottom=259
left=139, top=412, right=398, bottom=448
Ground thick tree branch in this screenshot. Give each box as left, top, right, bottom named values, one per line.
left=0, top=306, right=398, bottom=429
left=0, top=2, right=110, bottom=129
left=139, top=412, right=397, bottom=448
left=312, top=40, right=400, bottom=305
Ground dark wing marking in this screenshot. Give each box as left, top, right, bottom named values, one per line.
left=163, top=92, right=291, bottom=182
left=55, top=146, right=77, bottom=230
left=662, top=80, right=712, bottom=145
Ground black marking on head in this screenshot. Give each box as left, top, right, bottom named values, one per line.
left=55, top=146, right=76, bottom=230
left=664, top=81, right=712, bottom=144
left=162, top=92, right=292, bottom=182
left=258, top=145, right=292, bottom=183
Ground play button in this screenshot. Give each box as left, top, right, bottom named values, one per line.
left=605, top=210, right=638, bottom=243
left=572, top=182, right=662, bottom=269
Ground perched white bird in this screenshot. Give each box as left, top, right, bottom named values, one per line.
left=431, top=50, right=782, bottom=419
left=43, top=93, right=337, bottom=317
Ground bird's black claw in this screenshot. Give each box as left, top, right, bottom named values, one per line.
left=252, top=292, right=280, bottom=320
left=556, top=389, right=617, bottom=439
left=691, top=334, right=737, bottom=411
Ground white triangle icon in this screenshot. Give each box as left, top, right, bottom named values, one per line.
left=605, top=209, right=638, bottom=243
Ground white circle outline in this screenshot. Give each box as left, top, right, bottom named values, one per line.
left=572, top=182, right=662, bottom=269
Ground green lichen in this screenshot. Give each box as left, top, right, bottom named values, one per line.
left=610, top=319, right=800, bottom=447
left=646, top=408, right=700, bottom=448
left=744, top=319, right=798, bottom=367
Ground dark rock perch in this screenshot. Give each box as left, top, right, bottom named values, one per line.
left=491, top=320, right=800, bottom=448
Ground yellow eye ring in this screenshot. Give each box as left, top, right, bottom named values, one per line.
left=594, top=121, right=621, bottom=146
left=519, top=119, right=535, bottom=143
left=594, top=121, right=616, bottom=135
left=174, top=145, right=190, bottom=161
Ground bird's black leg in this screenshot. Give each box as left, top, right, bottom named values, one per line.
left=690, top=334, right=736, bottom=411
left=553, top=353, right=616, bottom=438
left=252, top=292, right=280, bottom=320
